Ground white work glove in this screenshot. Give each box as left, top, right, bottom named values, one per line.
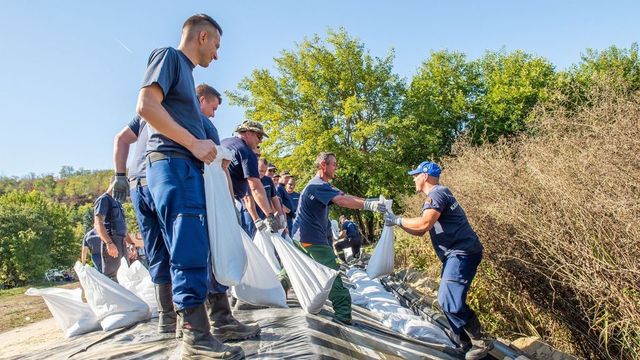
left=254, top=219, right=266, bottom=232
left=111, top=175, right=129, bottom=202
left=264, top=214, right=277, bottom=233
left=363, top=197, right=387, bottom=213
left=384, top=212, right=403, bottom=227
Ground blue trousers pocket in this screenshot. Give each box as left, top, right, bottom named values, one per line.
left=170, top=213, right=209, bottom=270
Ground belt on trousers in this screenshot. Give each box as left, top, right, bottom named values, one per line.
left=129, top=177, right=148, bottom=189
left=147, top=151, right=204, bottom=172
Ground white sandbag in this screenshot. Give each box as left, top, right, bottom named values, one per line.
left=203, top=146, right=247, bottom=286
left=74, top=261, right=150, bottom=331
left=254, top=229, right=282, bottom=273
left=25, top=287, right=100, bottom=337
left=330, top=219, right=340, bottom=240
left=348, top=268, right=453, bottom=345
left=230, top=229, right=288, bottom=308
left=116, top=258, right=158, bottom=317
left=270, top=232, right=338, bottom=314
left=367, top=197, right=395, bottom=279
left=283, top=233, right=294, bottom=244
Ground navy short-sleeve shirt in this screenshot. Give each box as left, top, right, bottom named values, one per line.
left=202, top=116, right=220, bottom=145
left=141, top=47, right=205, bottom=159
left=421, top=185, right=483, bottom=260
left=292, top=176, right=343, bottom=245
left=256, top=176, right=277, bottom=219
left=342, top=220, right=361, bottom=240
left=287, top=191, right=300, bottom=219
left=221, top=137, right=260, bottom=200
left=82, top=229, right=103, bottom=255
left=276, top=184, right=292, bottom=212
left=127, top=115, right=149, bottom=179
left=94, top=193, right=127, bottom=237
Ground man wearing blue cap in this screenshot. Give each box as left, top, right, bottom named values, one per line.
left=384, top=161, right=493, bottom=360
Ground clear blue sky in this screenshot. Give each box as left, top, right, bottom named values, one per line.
left=1, top=0, right=638, bottom=177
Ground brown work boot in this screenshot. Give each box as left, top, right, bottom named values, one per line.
left=155, top=283, right=177, bottom=334
left=179, top=304, right=244, bottom=360
left=207, top=293, right=260, bottom=342
left=463, top=315, right=494, bottom=360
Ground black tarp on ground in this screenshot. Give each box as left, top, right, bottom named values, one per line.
left=8, top=296, right=462, bottom=360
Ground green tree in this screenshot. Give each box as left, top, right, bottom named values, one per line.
left=0, top=190, right=77, bottom=287
left=228, top=28, right=407, bottom=238
left=470, top=49, right=557, bottom=143
left=401, top=50, right=480, bottom=163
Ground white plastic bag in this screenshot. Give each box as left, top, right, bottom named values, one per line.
left=116, top=258, right=158, bottom=317
left=203, top=146, right=247, bottom=286
left=25, top=287, right=100, bottom=337
left=230, top=229, right=288, bottom=308
left=74, top=261, right=150, bottom=331
left=367, top=197, right=395, bottom=279
left=270, top=233, right=338, bottom=314
left=254, top=229, right=282, bottom=273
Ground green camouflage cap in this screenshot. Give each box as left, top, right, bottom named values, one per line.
left=235, top=120, right=268, bottom=137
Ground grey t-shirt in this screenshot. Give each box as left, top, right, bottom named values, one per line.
left=127, top=115, right=148, bottom=179
left=421, top=185, right=483, bottom=261
left=141, top=47, right=205, bottom=160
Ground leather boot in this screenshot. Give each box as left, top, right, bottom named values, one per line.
left=207, top=293, right=261, bottom=341
left=463, top=315, right=494, bottom=360
left=179, top=304, right=245, bottom=360
left=155, top=283, right=177, bottom=334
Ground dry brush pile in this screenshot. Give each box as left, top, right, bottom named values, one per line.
left=394, top=80, right=640, bottom=359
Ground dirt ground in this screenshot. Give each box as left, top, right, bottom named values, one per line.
left=0, top=318, right=63, bottom=359
left=0, top=282, right=78, bottom=333
left=0, top=282, right=79, bottom=359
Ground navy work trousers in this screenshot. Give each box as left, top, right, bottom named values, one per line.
left=438, top=252, right=482, bottom=334
left=132, top=180, right=229, bottom=299
left=146, top=157, right=210, bottom=310
left=90, top=253, right=102, bottom=273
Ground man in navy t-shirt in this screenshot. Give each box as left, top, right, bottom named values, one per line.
left=255, top=158, right=285, bottom=223
left=275, top=171, right=292, bottom=233
left=114, top=83, right=258, bottom=343
left=384, top=161, right=493, bottom=360
left=285, top=177, right=300, bottom=234
left=221, top=121, right=278, bottom=237
left=280, top=151, right=387, bottom=325
left=81, top=229, right=103, bottom=272
left=135, top=14, right=243, bottom=358
left=93, top=189, right=130, bottom=281
left=335, top=215, right=362, bottom=260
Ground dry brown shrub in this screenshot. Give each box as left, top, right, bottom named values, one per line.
left=395, top=77, right=640, bottom=359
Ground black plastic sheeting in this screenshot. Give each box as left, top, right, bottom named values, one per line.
left=9, top=295, right=463, bottom=360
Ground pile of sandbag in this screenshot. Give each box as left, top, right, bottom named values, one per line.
left=347, top=268, right=453, bottom=345
left=26, top=261, right=152, bottom=338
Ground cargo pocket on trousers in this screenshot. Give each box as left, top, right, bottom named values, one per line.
left=170, top=213, right=209, bottom=270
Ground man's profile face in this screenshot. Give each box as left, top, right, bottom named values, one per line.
left=200, top=96, right=219, bottom=118
left=413, top=173, right=425, bottom=191
left=258, top=161, right=268, bottom=177
left=198, top=28, right=221, bottom=67
left=323, top=156, right=337, bottom=179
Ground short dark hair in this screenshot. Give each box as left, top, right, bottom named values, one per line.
left=183, top=14, right=223, bottom=40
left=315, top=152, right=336, bottom=169
left=196, top=83, right=222, bottom=104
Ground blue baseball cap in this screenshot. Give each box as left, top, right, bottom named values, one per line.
left=408, top=161, right=442, bottom=177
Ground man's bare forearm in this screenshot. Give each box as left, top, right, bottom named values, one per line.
left=94, top=216, right=112, bottom=244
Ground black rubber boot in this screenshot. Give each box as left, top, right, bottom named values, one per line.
left=207, top=293, right=260, bottom=341
left=179, top=304, right=245, bottom=359
left=463, top=315, right=494, bottom=360
left=155, top=283, right=177, bottom=335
